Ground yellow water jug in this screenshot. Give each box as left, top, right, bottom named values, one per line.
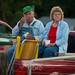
left=20, top=40, right=39, bottom=60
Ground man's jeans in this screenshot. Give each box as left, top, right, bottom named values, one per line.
left=6, top=45, right=16, bottom=63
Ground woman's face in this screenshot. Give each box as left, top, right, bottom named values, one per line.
left=53, top=11, right=62, bottom=22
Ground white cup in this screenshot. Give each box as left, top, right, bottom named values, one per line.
left=44, top=40, right=50, bottom=46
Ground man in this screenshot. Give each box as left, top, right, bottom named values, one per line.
left=12, top=5, right=44, bottom=40
left=7, top=5, right=44, bottom=62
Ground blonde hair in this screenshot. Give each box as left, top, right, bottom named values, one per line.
left=50, top=6, right=64, bottom=20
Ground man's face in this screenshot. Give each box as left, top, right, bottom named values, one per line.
left=24, top=11, right=34, bottom=24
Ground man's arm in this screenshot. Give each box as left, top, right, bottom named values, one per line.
left=12, top=21, right=20, bottom=36
left=12, top=16, right=26, bottom=36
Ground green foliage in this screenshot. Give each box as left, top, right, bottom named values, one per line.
left=0, top=0, right=75, bottom=27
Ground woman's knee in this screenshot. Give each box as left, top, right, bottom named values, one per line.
left=43, top=46, right=59, bottom=57
left=38, top=46, right=45, bottom=58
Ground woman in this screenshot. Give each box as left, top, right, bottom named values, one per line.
left=39, top=6, right=69, bottom=58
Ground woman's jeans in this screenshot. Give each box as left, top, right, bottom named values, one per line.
left=38, top=45, right=59, bottom=58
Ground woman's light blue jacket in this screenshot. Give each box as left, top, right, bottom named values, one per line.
left=43, top=20, right=69, bottom=53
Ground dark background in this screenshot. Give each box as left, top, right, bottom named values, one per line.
left=0, top=0, right=75, bottom=27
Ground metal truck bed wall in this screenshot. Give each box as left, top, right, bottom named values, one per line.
left=14, top=59, right=75, bottom=75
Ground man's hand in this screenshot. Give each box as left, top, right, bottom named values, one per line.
left=25, top=33, right=35, bottom=40
left=19, top=16, right=26, bottom=28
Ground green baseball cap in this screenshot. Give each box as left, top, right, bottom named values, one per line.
left=23, top=5, right=34, bottom=14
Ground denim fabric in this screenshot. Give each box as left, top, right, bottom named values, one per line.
left=38, top=45, right=45, bottom=58
left=38, top=45, right=59, bottom=58
left=19, top=27, right=34, bottom=36
left=19, top=27, right=34, bottom=41
left=12, top=18, right=44, bottom=40
left=6, top=45, right=16, bottom=63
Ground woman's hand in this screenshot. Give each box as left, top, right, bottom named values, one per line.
left=46, top=43, right=55, bottom=47
left=50, top=43, right=55, bottom=46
